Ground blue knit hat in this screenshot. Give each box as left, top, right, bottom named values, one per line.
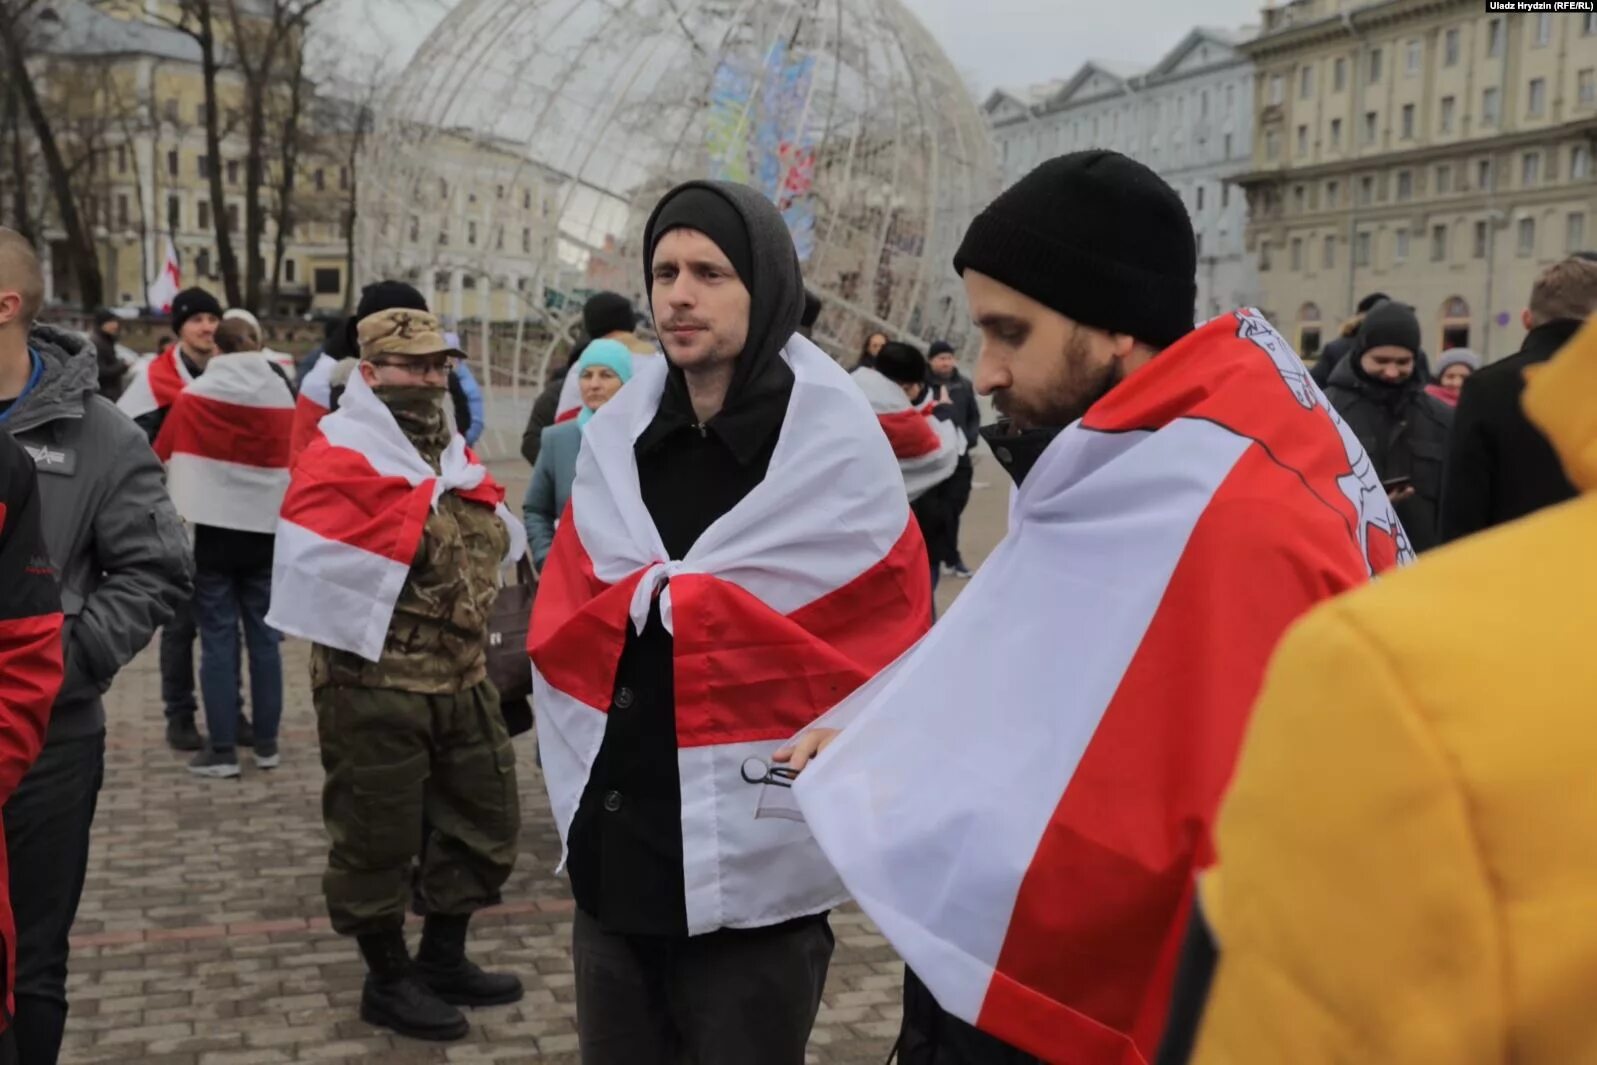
left=573, top=338, right=634, bottom=425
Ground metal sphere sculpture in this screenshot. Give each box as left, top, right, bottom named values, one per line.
left=358, top=0, right=998, bottom=387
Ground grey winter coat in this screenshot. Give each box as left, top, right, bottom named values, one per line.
left=4, top=326, right=192, bottom=742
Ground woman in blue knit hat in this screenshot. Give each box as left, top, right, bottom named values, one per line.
left=522, top=339, right=634, bottom=568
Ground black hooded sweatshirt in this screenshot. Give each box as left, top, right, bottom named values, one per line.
left=565, top=180, right=805, bottom=937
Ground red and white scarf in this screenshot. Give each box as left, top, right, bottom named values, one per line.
left=153, top=354, right=295, bottom=534
left=794, top=310, right=1411, bottom=1064
left=116, top=344, right=192, bottom=420
left=529, top=335, right=932, bottom=934
left=852, top=366, right=961, bottom=501
left=267, top=369, right=526, bottom=662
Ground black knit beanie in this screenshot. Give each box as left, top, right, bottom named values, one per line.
left=356, top=280, right=427, bottom=321
left=648, top=186, right=755, bottom=285
left=953, top=150, right=1197, bottom=349
left=874, top=341, right=928, bottom=386
left=1354, top=301, right=1422, bottom=357
left=583, top=291, right=636, bottom=338
left=171, top=287, right=223, bottom=333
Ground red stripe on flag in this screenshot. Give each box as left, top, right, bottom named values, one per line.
left=877, top=408, right=942, bottom=460
left=154, top=392, right=292, bottom=468
left=148, top=348, right=186, bottom=410
left=529, top=500, right=640, bottom=711
left=554, top=407, right=580, bottom=424
left=278, top=441, right=434, bottom=565
left=976, top=447, right=1369, bottom=1062
left=289, top=394, right=330, bottom=462
left=670, top=517, right=931, bottom=748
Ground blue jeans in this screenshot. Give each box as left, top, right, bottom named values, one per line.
left=194, top=566, right=282, bottom=751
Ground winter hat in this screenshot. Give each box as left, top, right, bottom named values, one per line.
left=1356, top=292, right=1391, bottom=314
left=953, top=150, right=1197, bottom=350
left=171, top=287, right=223, bottom=333
left=356, top=280, right=427, bottom=322
left=222, top=307, right=260, bottom=330
left=583, top=292, right=636, bottom=339
left=571, top=338, right=635, bottom=426
left=648, top=186, right=755, bottom=285
left=92, top=307, right=117, bottom=328
left=1435, top=348, right=1481, bottom=375
left=1355, top=301, right=1423, bottom=357
left=873, top=341, right=929, bottom=386
left=928, top=340, right=956, bottom=358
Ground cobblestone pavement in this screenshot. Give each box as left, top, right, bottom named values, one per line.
left=61, top=457, right=1007, bottom=1064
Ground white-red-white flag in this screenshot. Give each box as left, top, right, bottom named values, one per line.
left=794, top=310, right=1412, bottom=1064
left=266, top=369, right=526, bottom=661
left=852, top=365, right=961, bottom=501
left=147, top=237, right=181, bottom=315
left=529, top=335, right=932, bottom=935
left=289, top=352, right=336, bottom=461
left=152, top=353, right=295, bottom=533
left=116, top=344, right=192, bottom=422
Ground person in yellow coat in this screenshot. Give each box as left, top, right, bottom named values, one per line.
left=1191, top=310, right=1597, bottom=1065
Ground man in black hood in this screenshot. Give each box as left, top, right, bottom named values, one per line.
left=1321, top=300, right=1453, bottom=550
left=557, top=180, right=844, bottom=1065
left=1310, top=291, right=1388, bottom=388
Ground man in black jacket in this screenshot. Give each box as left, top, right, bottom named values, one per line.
left=1440, top=257, right=1597, bottom=543
left=927, top=340, right=980, bottom=577
left=1310, top=292, right=1388, bottom=388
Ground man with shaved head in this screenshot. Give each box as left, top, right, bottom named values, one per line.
left=0, top=228, right=190, bottom=1062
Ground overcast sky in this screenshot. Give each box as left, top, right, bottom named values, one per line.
left=341, top=0, right=1268, bottom=98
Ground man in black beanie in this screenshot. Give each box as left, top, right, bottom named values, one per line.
left=1311, top=290, right=1392, bottom=387
left=540, top=290, right=660, bottom=447
left=531, top=180, right=931, bottom=1065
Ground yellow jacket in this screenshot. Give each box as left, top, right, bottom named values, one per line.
left=1193, top=314, right=1597, bottom=1065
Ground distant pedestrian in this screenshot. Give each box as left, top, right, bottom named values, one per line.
left=1441, top=257, right=1597, bottom=543
left=1424, top=348, right=1479, bottom=407
left=549, top=291, right=660, bottom=425
left=0, top=227, right=190, bottom=1064
left=523, top=338, right=634, bottom=570
left=154, top=318, right=294, bottom=780
left=857, top=329, right=888, bottom=370
left=222, top=307, right=297, bottom=379
left=520, top=334, right=585, bottom=468
left=926, top=340, right=981, bottom=578
left=88, top=309, right=130, bottom=402
left=268, top=308, right=527, bottom=1042
left=1322, top=300, right=1453, bottom=551
left=1310, top=291, right=1388, bottom=387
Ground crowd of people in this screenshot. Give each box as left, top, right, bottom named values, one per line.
left=0, top=142, right=1594, bottom=1065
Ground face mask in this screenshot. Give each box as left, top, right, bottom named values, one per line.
left=374, top=385, right=447, bottom=438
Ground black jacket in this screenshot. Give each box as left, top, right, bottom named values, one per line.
left=91, top=329, right=125, bottom=401
left=930, top=368, right=981, bottom=460
left=1309, top=333, right=1355, bottom=388
left=564, top=179, right=807, bottom=937
left=1323, top=356, right=1454, bottom=552
left=1439, top=319, right=1583, bottom=544
left=519, top=366, right=567, bottom=467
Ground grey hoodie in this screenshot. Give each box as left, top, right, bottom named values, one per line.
left=4, top=325, right=192, bottom=742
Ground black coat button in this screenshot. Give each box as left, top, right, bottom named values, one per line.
left=603, top=790, right=623, bottom=813
left=614, top=686, right=634, bottom=710
left=995, top=446, right=1013, bottom=464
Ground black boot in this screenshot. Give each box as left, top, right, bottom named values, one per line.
left=415, top=913, right=524, bottom=1007
left=356, top=929, right=469, bottom=1041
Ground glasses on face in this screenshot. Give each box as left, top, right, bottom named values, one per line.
left=370, top=356, right=450, bottom=378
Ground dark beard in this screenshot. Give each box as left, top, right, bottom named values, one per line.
left=994, top=328, right=1121, bottom=431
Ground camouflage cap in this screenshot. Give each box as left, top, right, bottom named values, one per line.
left=357, top=308, right=462, bottom=362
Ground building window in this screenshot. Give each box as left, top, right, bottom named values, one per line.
left=1581, top=69, right=1596, bottom=107
left=198, top=154, right=210, bottom=179
left=1354, top=231, right=1372, bottom=266
left=1328, top=118, right=1342, bottom=149
left=408, top=216, right=419, bottom=243
left=116, top=194, right=128, bottom=229
left=467, top=220, right=478, bottom=246
left=1585, top=11, right=1597, bottom=34
left=1259, top=240, right=1271, bottom=271
left=496, top=226, right=504, bottom=250
left=1294, top=184, right=1306, bottom=213
left=1534, top=12, right=1552, bottom=48
left=1300, top=66, right=1313, bottom=99
left=1528, top=78, right=1547, bottom=118
left=167, top=194, right=180, bottom=231
left=1291, top=237, right=1303, bottom=271
left=1431, top=224, right=1448, bottom=261
left=523, top=190, right=532, bottom=210
left=1326, top=179, right=1340, bottom=206
left=1395, top=228, right=1410, bottom=262
left=1523, top=151, right=1542, bottom=186
left=196, top=102, right=208, bottom=125
left=198, top=201, right=211, bottom=230
left=1296, top=124, right=1308, bottom=155
left=1201, top=90, right=1209, bottom=117
left=163, top=98, right=178, bottom=123
left=1406, top=39, right=1422, bottom=75
left=1478, top=158, right=1493, bottom=190
left=1444, top=27, right=1460, bottom=66
left=1265, top=130, right=1280, bottom=160
left=462, top=274, right=477, bottom=290
left=1573, top=145, right=1592, bottom=180
left=166, top=149, right=179, bottom=178
left=314, top=268, right=341, bottom=295
left=1436, top=164, right=1453, bottom=193
left=283, top=259, right=296, bottom=284
left=1569, top=212, right=1588, bottom=253
left=1401, top=103, right=1415, bottom=140
left=1324, top=235, right=1336, bottom=269
left=1363, top=111, right=1378, bottom=145
left=196, top=249, right=211, bottom=277
left=1269, top=75, right=1284, bottom=105
left=1488, top=18, right=1505, bottom=57
left=1368, top=48, right=1382, bottom=85
left=1224, top=132, right=1234, bottom=158
left=1518, top=216, right=1536, bottom=257
left=522, top=227, right=531, bottom=254
left=1359, top=175, right=1375, bottom=205
left=1334, top=57, right=1347, bottom=92
left=115, top=145, right=127, bottom=175
left=1440, top=96, right=1456, bottom=133
left=1482, top=87, right=1501, bottom=127
left=226, top=203, right=239, bottom=233
left=314, top=169, right=326, bottom=192
left=1397, top=170, right=1413, bottom=201
left=226, top=159, right=238, bottom=185
left=1197, top=185, right=1205, bottom=211
left=1474, top=220, right=1490, bottom=258
left=339, top=167, right=349, bottom=191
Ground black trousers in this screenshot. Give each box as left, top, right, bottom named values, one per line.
left=159, top=597, right=197, bottom=721
left=3, top=732, right=105, bottom=1065
left=896, top=967, right=1042, bottom=1065
left=941, top=462, right=974, bottom=568
left=572, top=908, right=833, bottom=1065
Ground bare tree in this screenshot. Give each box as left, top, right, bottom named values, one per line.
left=0, top=0, right=103, bottom=305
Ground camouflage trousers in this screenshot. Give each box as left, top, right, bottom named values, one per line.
left=314, top=680, right=520, bottom=936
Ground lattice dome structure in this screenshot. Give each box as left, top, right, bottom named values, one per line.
left=358, top=0, right=998, bottom=393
